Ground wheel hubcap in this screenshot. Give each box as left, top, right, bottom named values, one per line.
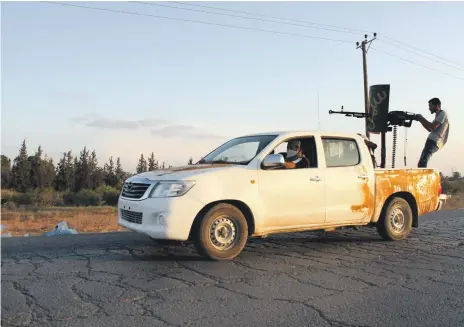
left=389, top=207, right=406, bottom=233
left=209, top=216, right=238, bottom=250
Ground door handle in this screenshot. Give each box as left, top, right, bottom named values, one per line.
left=358, top=174, right=369, bottom=179
left=310, top=176, right=322, bottom=182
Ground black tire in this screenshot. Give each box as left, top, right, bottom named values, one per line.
left=193, top=203, right=248, bottom=261
left=376, top=197, right=413, bottom=241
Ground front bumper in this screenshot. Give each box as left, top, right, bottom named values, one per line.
left=436, top=194, right=449, bottom=211
left=117, top=196, right=205, bottom=241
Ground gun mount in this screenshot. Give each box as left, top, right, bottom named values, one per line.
left=328, top=85, right=418, bottom=169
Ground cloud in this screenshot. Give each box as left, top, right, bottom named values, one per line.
left=71, top=113, right=225, bottom=140
left=70, top=114, right=167, bottom=130
left=151, top=124, right=224, bottom=140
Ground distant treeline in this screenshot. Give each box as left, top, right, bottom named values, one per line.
left=441, top=172, right=464, bottom=195
left=1, top=139, right=194, bottom=208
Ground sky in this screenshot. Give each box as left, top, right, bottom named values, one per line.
left=1, top=1, right=463, bottom=174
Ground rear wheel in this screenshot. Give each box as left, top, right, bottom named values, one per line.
left=193, top=203, right=248, bottom=261
left=376, top=197, right=413, bottom=241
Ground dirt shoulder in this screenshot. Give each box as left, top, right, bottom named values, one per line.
left=444, top=193, right=463, bottom=210
left=1, top=206, right=126, bottom=237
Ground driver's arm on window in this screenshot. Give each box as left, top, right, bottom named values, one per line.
left=284, top=161, right=296, bottom=169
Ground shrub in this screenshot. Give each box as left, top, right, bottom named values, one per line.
left=63, top=189, right=103, bottom=206
left=95, top=185, right=120, bottom=206
left=15, top=190, right=39, bottom=206
left=442, top=179, right=464, bottom=195
left=1, top=189, right=20, bottom=205
left=3, top=201, right=17, bottom=209
left=37, top=187, right=64, bottom=207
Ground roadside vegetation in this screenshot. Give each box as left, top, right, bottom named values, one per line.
left=0, top=139, right=462, bottom=236
left=1, top=139, right=194, bottom=209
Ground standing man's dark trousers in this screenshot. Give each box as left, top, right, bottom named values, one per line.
left=418, top=138, right=439, bottom=168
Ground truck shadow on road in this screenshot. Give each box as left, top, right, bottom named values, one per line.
left=1, top=229, right=404, bottom=263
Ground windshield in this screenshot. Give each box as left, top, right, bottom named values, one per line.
left=198, top=134, right=277, bottom=165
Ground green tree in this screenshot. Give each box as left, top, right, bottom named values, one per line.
left=115, top=157, right=125, bottom=187
left=104, top=156, right=118, bottom=187
left=42, top=154, right=56, bottom=188
left=136, top=154, right=147, bottom=173
left=451, top=171, right=462, bottom=181
left=148, top=152, right=158, bottom=171
left=11, top=140, right=31, bottom=192
left=55, top=152, right=74, bottom=191
left=29, top=145, right=45, bottom=189
left=1, top=155, right=12, bottom=188
left=74, top=147, right=91, bottom=192
left=188, top=157, right=193, bottom=165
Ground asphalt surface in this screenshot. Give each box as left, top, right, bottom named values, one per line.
left=2, top=209, right=464, bottom=327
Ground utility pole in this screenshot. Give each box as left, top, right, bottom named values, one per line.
left=356, top=33, right=377, bottom=140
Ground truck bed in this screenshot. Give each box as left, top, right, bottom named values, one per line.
left=374, top=168, right=441, bottom=219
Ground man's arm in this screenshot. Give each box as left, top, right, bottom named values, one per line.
left=416, top=114, right=441, bottom=132
left=284, top=161, right=296, bottom=169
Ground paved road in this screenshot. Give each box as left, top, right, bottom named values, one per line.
left=2, top=210, right=464, bottom=327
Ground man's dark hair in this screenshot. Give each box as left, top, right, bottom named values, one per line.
left=428, top=97, right=441, bottom=106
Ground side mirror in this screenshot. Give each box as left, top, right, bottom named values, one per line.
left=262, top=154, right=285, bottom=169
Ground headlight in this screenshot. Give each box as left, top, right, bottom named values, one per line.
left=149, top=181, right=196, bottom=198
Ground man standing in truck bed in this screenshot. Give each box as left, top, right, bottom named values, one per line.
left=416, top=97, right=450, bottom=168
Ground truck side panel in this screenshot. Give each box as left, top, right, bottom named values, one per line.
left=372, top=169, right=441, bottom=222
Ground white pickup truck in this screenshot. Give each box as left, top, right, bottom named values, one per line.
left=118, top=131, right=447, bottom=260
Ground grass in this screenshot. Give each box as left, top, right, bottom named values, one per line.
left=1, top=206, right=126, bottom=236
left=1, top=193, right=463, bottom=237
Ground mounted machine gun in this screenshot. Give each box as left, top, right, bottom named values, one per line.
left=329, top=84, right=419, bottom=168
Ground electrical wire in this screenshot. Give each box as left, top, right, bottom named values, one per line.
left=41, top=1, right=354, bottom=44
left=381, top=35, right=464, bottom=69
left=170, top=1, right=463, bottom=69
left=377, top=37, right=464, bottom=72
left=132, top=1, right=363, bottom=36
left=168, top=1, right=370, bottom=34
left=371, top=47, right=464, bottom=81
left=41, top=1, right=464, bottom=81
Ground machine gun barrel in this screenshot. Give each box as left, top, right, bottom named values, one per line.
left=328, top=110, right=369, bottom=119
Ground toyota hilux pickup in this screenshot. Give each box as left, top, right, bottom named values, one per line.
left=117, top=131, right=448, bottom=261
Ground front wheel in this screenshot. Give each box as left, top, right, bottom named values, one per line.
left=193, top=203, right=248, bottom=261
left=376, top=197, right=413, bottom=241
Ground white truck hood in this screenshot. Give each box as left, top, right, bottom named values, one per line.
left=129, top=164, right=240, bottom=181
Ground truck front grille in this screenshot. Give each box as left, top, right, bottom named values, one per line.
left=120, top=209, right=143, bottom=224
left=121, top=182, right=151, bottom=199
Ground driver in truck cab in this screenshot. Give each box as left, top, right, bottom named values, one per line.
left=283, top=139, right=310, bottom=169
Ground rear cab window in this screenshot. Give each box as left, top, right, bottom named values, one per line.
left=321, top=137, right=360, bottom=167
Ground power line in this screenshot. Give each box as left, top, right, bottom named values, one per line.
left=40, top=1, right=464, bottom=82
left=169, top=1, right=370, bottom=34
left=381, top=35, right=464, bottom=69
left=41, top=1, right=354, bottom=44
left=371, top=47, right=464, bottom=81
left=170, top=1, right=463, bottom=71
left=131, top=1, right=362, bottom=36
left=378, top=37, right=464, bottom=72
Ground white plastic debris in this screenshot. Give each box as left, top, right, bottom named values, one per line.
left=24, top=234, right=31, bottom=237
left=43, top=221, right=78, bottom=236
left=1, top=232, right=12, bottom=238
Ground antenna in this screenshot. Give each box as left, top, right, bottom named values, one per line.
left=317, top=92, right=320, bottom=130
